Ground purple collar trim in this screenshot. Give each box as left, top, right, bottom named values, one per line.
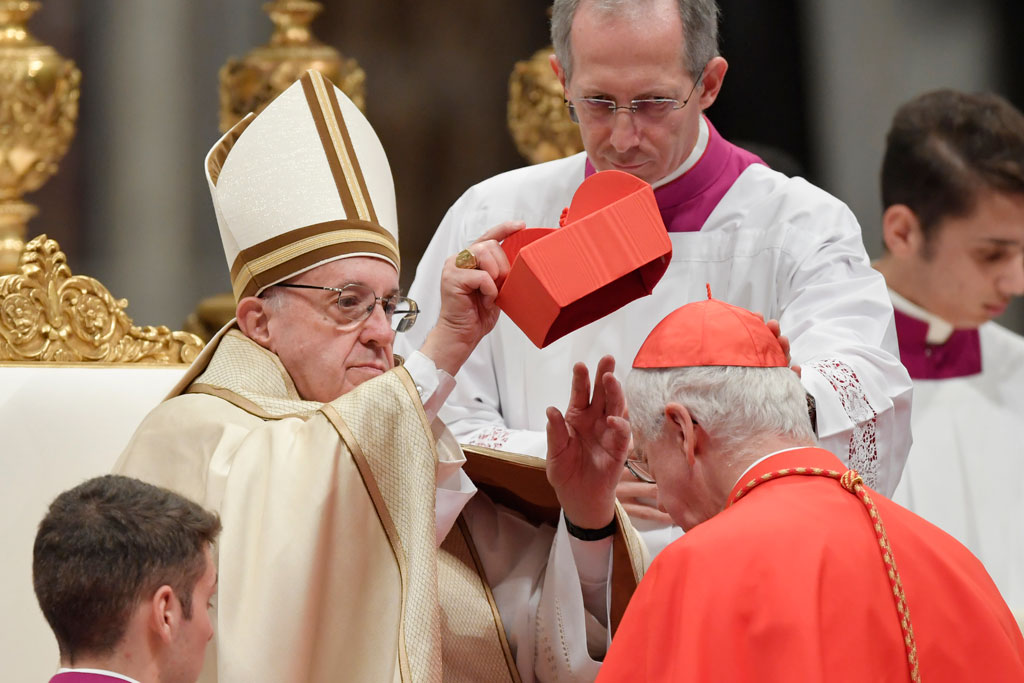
left=51, top=673, right=134, bottom=683
left=584, top=117, right=764, bottom=232
left=893, top=309, right=982, bottom=379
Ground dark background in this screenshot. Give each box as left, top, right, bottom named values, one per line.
left=22, top=0, right=1024, bottom=330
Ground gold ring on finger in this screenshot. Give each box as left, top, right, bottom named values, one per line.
left=455, top=248, right=478, bottom=269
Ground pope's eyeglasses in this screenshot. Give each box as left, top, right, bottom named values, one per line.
left=271, top=283, right=419, bottom=332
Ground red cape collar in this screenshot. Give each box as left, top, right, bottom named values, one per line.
left=725, top=447, right=845, bottom=508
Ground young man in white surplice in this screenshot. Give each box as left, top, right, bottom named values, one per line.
left=876, top=88, right=1024, bottom=630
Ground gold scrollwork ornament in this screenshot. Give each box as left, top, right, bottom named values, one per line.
left=0, top=235, right=204, bottom=363
left=507, top=47, right=583, bottom=165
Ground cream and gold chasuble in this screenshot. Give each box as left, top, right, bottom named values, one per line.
left=115, top=327, right=643, bottom=683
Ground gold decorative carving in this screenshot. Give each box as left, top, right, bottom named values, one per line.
left=0, top=0, right=80, bottom=273
left=507, top=46, right=583, bottom=165
left=0, top=235, right=204, bottom=363
left=218, top=0, right=366, bottom=134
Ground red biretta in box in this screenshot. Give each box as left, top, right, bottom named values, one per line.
left=496, top=170, right=672, bottom=348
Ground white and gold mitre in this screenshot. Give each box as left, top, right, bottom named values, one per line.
left=205, top=69, right=399, bottom=301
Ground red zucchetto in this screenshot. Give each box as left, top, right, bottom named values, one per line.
left=633, top=286, right=787, bottom=369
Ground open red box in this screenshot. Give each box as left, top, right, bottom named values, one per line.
left=496, top=170, right=672, bottom=348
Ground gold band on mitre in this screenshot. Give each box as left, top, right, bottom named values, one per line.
left=230, top=219, right=400, bottom=301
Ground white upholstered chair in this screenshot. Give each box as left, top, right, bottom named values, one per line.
left=0, top=235, right=203, bottom=681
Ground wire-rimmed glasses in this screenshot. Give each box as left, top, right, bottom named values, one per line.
left=565, top=64, right=707, bottom=125
left=272, top=283, right=419, bottom=332
left=566, top=96, right=689, bottom=125
left=625, top=457, right=656, bottom=484
left=624, top=415, right=700, bottom=484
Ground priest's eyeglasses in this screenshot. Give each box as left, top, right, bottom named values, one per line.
left=273, top=283, right=419, bottom=332
left=565, top=66, right=706, bottom=125
left=566, top=97, right=689, bottom=125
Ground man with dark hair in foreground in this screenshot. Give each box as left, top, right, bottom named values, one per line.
left=874, top=89, right=1024, bottom=626
left=33, top=474, right=221, bottom=683
left=595, top=297, right=1024, bottom=681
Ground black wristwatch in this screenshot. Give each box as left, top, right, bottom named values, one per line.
left=564, top=512, right=617, bottom=541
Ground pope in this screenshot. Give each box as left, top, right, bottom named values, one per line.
left=114, top=70, right=645, bottom=683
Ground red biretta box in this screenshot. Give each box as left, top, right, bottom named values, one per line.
left=496, top=170, right=672, bottom=348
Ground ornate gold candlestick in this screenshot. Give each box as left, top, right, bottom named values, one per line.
left=0, top=0, right=80, bottom=274
left=219, top=0, right=366, bottom=133
left=508, top=45, right=583, bottom=165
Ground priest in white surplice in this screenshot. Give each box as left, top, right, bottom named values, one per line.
left=401, top=0, right=912, bottom=554
left=115, top=70, right=645, bottom=683
left=876, top=89, right=1024, bottom=629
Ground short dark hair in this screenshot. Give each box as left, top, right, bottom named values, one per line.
left=881, top=89, right=1024, bottom=242
left=33, top=475, right=221, bottom=661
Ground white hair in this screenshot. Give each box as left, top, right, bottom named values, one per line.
left=625, top=365, right=816, bottom=457
left=257, top=285, right=286, bottom=312
left=551, top=0, right=721, bottom=84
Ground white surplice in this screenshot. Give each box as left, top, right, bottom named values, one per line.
left=890, top=294, right=1024, bottom=627
left=401, top=125, right=912, bottom=533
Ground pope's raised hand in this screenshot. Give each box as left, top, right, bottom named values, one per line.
left=419, top=220, right=524, bottom=376
left=546, top=355, right=632, bottom=531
